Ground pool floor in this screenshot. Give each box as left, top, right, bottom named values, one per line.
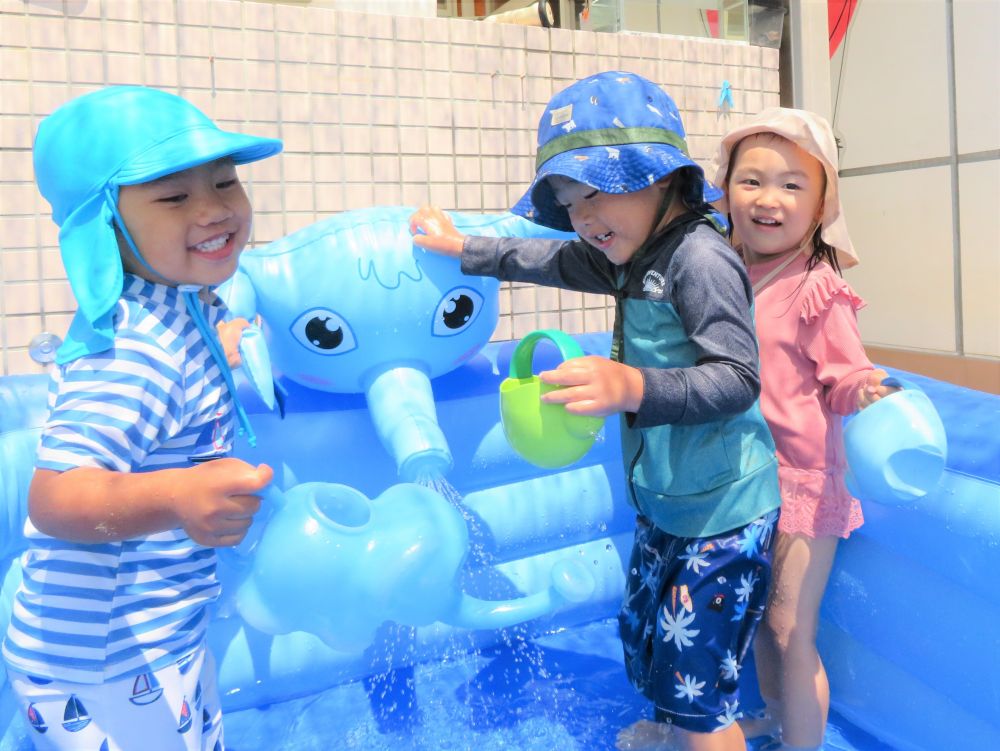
left=218, top=618, right=897, bottom=751
left=0, top=616, right=898, bottom=750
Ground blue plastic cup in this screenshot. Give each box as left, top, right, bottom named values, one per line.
left=844, top=378, right=948, bottom=504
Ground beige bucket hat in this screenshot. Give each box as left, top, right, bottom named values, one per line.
left=709, top=107, right=858, bottom=269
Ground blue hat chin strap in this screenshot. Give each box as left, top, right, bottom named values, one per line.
left=103, top=187, right=258, bottom=448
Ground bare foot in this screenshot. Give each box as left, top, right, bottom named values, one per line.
left=616, top=719, right=674, bottom=750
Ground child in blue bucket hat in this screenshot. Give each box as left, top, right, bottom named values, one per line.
left=2, top=86, right=280, bottom=751
left=412, top=71, right=780, bottom=750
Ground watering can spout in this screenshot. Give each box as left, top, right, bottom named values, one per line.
left=365, top=365, right=453, bottom=481
left=447, top=559, right=596, bottom=631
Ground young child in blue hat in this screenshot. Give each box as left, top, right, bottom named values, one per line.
left=411, top=71, right=781, bottom=751
left=2, top=86, right=281, bottom=751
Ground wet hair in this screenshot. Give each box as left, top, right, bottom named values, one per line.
left=667, top=165, right=713, bottom=213
left=724, top=132, right=842, bottom=276
left=807, top=229, right=841, bottom=274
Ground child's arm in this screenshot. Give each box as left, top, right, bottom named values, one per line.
left=411, top=205, right=617, bottom=293
left=28, top=458, right=272, bottom=546
left=801, top=286, right=897, bottom=414
left=633, top=239, right=760, bottom=426
left=544, top=239, right=759, bottom=422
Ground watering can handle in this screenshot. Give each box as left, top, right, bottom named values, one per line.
left=508, top=329, right=586, bottom=379
left=881, top=376, right=910, bottom=391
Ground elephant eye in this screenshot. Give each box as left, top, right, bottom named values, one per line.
left=432, top=286, right=483, bottom=337
left=290, top=308, right=357, bottom=355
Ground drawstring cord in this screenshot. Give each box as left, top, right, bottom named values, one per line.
left=104, top=187, right=257, bottom=447
left=746, top=219, right=821, bottom=296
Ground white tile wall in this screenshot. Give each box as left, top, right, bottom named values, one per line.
left=0, top=0, right=778, bottom=375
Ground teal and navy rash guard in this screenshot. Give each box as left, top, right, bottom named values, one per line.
left=462, top=213, right=780, bottom=538
left=2, top=276, right=230, bottom=684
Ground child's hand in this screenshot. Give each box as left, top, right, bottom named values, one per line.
left=857, top=368, right=899, bottom=410
left=409, top=205, right=466, bottom=257
left=538, top=356, right=643, bottom=417
left=216, top=317, right=251, bottom=369
left=180, top=458, right=273, bottom=548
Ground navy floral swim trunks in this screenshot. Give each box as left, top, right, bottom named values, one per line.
left=618, top=510, right=778, bottom=733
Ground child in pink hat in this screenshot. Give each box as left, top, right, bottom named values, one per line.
left=710, top=108, right=897, bottom=751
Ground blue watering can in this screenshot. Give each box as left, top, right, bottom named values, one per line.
left=233, top=481, right=595, bottom=651
left=844, top=378, right=947, bottom=504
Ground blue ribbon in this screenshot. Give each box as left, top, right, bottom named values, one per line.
left=718, top=80, right=734, bottom=109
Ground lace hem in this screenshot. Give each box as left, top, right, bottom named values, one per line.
left=777, top=465, right=864, bottom=539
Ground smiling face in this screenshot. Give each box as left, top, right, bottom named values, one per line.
left=548, top=175, right=674, bottom=266
left=116, top=159, right=252, bottom=288
left=726, top=133, right=825, bottom=260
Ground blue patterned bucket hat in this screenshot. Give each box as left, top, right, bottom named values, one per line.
left=512, top=71, right=722, bottom=231
left=33, top=85, right=283, bottom=364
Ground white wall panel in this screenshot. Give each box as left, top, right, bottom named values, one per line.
left=833, top=0, right=951, bottom=169
left=842, top=166, right=957, bottom=351
left=953, top=0, right=1000, bottom=154
left=958, top=160, right=1000, bottom=358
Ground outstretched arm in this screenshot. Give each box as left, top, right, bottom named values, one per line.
left=29, top=458, right=272, bottom=547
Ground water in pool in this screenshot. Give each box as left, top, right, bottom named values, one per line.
left=212, top=619, right=893, bottom=751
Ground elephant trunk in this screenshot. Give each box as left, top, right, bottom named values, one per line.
left=364, top=365, right=453, bottom=482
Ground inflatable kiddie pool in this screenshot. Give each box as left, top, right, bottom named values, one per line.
left=1, top=208, right=998, bottom=750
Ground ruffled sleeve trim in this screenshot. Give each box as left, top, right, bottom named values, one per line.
left=800, top=272, right=866, bottom=325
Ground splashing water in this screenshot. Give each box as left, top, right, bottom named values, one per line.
left=351, top=468, right=577, bottom=740
left=414, top=469, right=491, bottom=568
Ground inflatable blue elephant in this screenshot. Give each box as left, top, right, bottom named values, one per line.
left=220, top=206, right=573, bottom=482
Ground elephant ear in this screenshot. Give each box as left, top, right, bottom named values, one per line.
left=216, top=266, right=258, bottom=321
left=238, top=325, right=277, bottom=411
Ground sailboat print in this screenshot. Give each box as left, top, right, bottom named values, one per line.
left=176, top=698, right=193, bottom=734
left=202, top=707, right=213, bottom=735
left=129, top=672, right=164, bottom=705
left=61, top=694, right=91, bottom=732
left=26, top=703, right=47, bottom=733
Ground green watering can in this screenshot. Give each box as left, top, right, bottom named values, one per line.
left=499, top=330, right=604, bottom=469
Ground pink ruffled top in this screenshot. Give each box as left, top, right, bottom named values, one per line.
left=747, top=251, right=874, bottom=538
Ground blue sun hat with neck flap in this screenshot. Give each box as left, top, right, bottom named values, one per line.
left=34, top=85, right=283, bottom=444
left=35, top=85, right=282, bottom=364
left=512, top=71, right=723, bottom=232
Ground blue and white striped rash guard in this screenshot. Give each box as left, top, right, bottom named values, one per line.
left=3, top=276, right=232, bottom=684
